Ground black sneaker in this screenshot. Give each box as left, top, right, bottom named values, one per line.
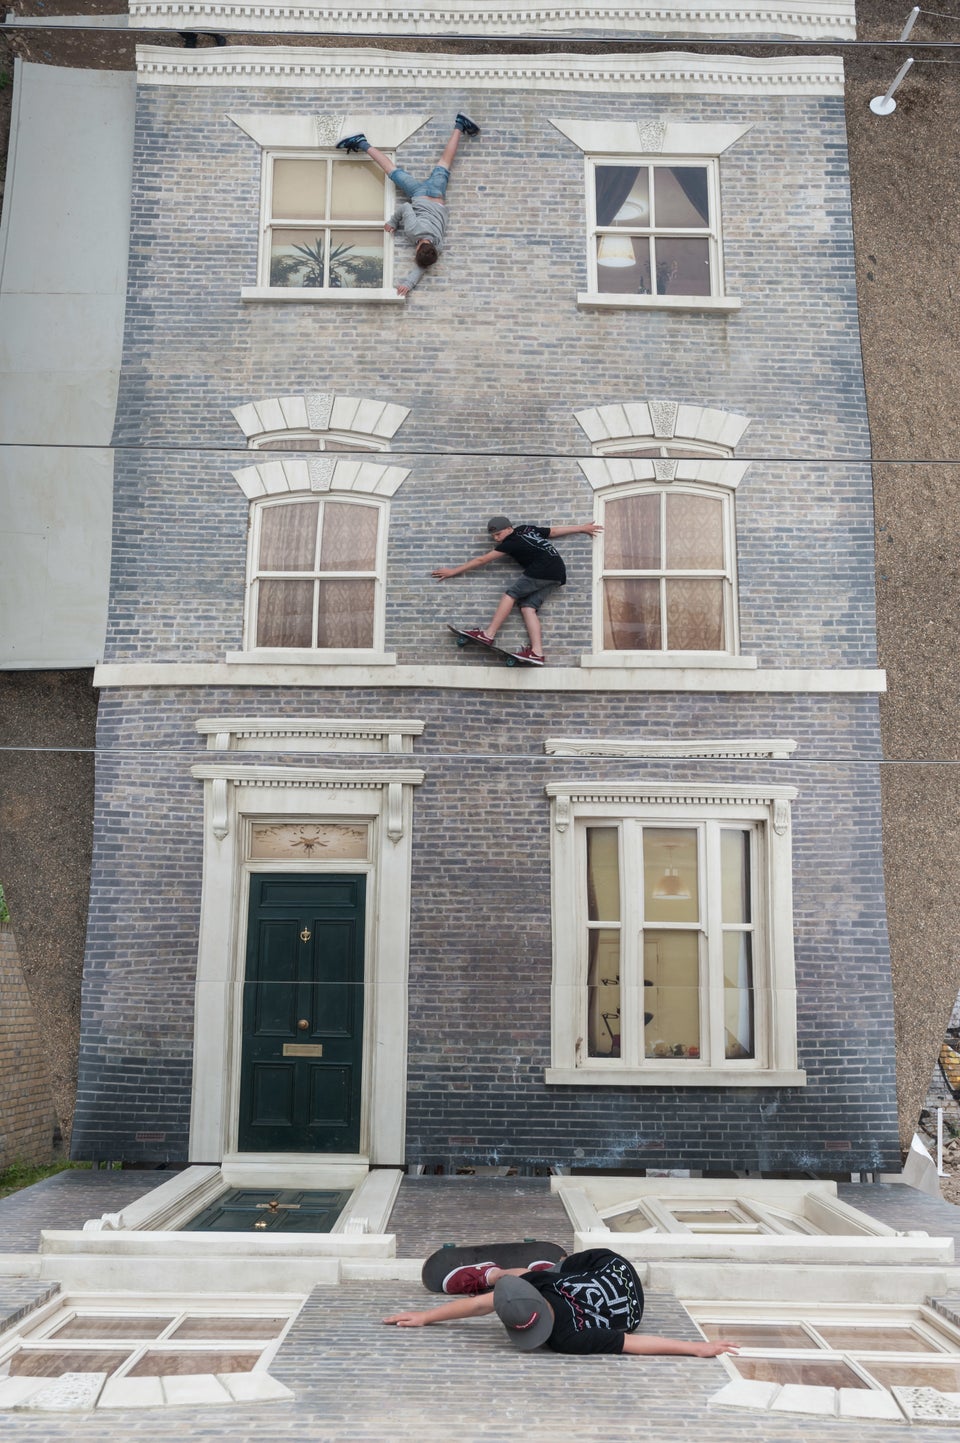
left=337, top=134, right=368, bottom=153
left=455, top=113, right=480, bottom=137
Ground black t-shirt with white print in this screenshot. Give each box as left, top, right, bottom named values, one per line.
left=522, top=1248, right=645, bottom=1355
left=494, top=525, right=566, bottom=584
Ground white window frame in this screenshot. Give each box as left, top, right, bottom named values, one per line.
left=545, top=783, right=804, bottom=1087
left=243, top=492, right=389, bottom=657
left=593, top=481, right=739, bottom=659
left=247, top=148, right=401, bottom=303
left=580, top=154, right=737, bottom=312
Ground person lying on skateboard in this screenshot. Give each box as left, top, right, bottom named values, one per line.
left=432, top=515, right=602, bottom=665
left=384, top=1247, right=739, bottom=1358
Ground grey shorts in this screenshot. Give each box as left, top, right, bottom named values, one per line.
left=505, top=575, right=562, bottom=611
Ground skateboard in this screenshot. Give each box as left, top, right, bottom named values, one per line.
left=448, top=624, right=541, bottom=667
left=421, top=1239, right=566, bottom=1293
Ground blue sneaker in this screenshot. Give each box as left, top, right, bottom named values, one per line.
left=455, top=114, right=480, bottom=136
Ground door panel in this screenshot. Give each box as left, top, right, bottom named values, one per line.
left=238, top=873, right=365, bottom=1152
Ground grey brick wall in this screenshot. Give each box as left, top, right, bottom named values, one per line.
left=72, top=688, right=899, bottom=1171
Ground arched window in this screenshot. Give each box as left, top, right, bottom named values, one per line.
left=247, top=492, right=387, bottom=651
left=231, top=452, right=409, bottom=660
left=598, top=483, right=737, bottom=654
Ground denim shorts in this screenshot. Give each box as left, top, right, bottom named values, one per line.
left=505, top=575, right=562, bottom=611
left=388, top=164, right=450, bottom=201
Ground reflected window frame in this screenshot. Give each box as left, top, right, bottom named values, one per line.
left=546, top=784, right=803, bottom=1088
left=244, top=491, right=389, bottom=654
left=594, top=481, right=739, bottom=657
left=584, top=155, right=726, bottom=304
left=258, top=148, right=395, bottom=297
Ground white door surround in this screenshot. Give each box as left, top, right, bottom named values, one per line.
left=189, top=761, right=424, bottom=1164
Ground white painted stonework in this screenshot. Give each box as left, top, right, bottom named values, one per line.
left=188, top=762, right=423, bottom=1164
left=136, top=47, right=848, bottom=97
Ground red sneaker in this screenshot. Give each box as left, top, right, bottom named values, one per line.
left=442, top=1261, right=498, bottom=1295
left=525, top=1260, right=558, bottom=1272
left=462, top=629, right=495, bottom=647
left=514, top=645, right=545, bottom=665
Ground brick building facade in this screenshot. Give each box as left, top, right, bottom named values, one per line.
left=75, top=47, right=899, bottom=1174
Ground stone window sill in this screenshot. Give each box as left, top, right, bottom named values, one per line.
left=577, top=293, right=741, bottom=313
left=579, top=652, right=758, bottom=670
left=545, top=1067, right=806, bottom=1088
left=241, top=288, right=405, bottom=304
left=226, top=650, right=397, bottom=666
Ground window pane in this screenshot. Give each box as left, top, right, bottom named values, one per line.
left=653, top=237, right=711, bottom=296
left=269, top=230, right=327, bottom=288
left=319, top=501, right=379, bottom=572
left=595, top=165, right=649, bottom=227
left=329, top=229, right=384, bottom=289
left=734, top=1358, right=871, bottom=1389
left=10, top=1349, right=133, bottom=1377
left=256, top=580, right=314, bottom=648
left=816, top=1325, right=941, bottom=1353
left=700, top=1322, right=817, bottom=1348
left=316, top=579, right=375, bottom=647
left=127, top=1350, right=262, bottom=1377
left=644, top=828, right=699, bottom=923
left=644, top=929, right=700, bottom=1058
left=272, top=159, right=327, bottom=220
left=721, top=830, right=751, bottom=924
left=664, top=578, right=725, bottom=650
left=330, top=160, right=385, bottom=221
left=605, top=493, right=660, bottom=570
left=587, top=929, right=621, bottom=1058
left=723, top=933, right=754, bottom=1059
left=665, top=493, right=724, bottom=570
left=587, top=827, right=620, bottom=921
left=859, top=1362, right=960, bottom=1390
left=259, top=502, right=319, bottom=572
left=653, top=167, right=709, bottom=227
left=169, top=1316, right=290, bottom=1340
left=595, top=234, right=652, bottom=295
left=49, top=1315, right=175, bottom=1340
left=602, top=579, right=661, bottom=650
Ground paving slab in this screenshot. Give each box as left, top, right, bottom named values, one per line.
left=0, top=1282, right=59, bottom=1335
left=0, top=1170, right=182, bottom=1252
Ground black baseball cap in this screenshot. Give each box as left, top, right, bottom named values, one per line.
left=487, top=515, right=512, bottom=533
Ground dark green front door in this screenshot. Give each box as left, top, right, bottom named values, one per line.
left=238, top=874, right=365, bottom=1153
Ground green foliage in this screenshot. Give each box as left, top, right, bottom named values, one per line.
left=0, top=1158, right=89, bottom=1201
left=269, top=237, right=381, bottom=289
left=0, top=884, right=8, bottom=925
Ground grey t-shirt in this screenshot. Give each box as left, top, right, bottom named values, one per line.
left=390, top=196, right=448, bottom=290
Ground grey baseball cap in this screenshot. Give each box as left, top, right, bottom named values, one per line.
left=493, top=1276, right=554, bottom=1350
left=487, top=515, right=512, bottom=534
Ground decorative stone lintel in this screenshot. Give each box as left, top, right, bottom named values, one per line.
left=546, top=781, right=798, bottom=809
left=544, top=738, right=798, bottom=760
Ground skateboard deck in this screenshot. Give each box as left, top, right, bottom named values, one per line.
left=421, top=1240, right=566, bottom=1293
left=447, top=624, right=541, bottom=666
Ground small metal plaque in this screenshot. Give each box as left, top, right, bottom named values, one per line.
left=283, top=1043, right=323, bottom=1057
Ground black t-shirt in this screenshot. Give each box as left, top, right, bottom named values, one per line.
left=494, top=525, right=566, bottom=584
left=522, top=1249, right=645, bottom=1355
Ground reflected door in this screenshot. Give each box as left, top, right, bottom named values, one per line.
left=238, top=874, right=365, bottom=1153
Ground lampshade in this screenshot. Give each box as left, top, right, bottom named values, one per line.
left=597, top=234, right=636, bottom=268
left=612, top=198, right=649, bottom=223
left=652, top=866, right=691, bottom=901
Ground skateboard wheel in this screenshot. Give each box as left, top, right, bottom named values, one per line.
left=456, top=636, right=468, bottom=647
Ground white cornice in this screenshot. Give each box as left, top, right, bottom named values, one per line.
left=136, top=47, right=846, bottom=96
left=544, top=737, right=798, bottom=758
left=129, top=2, right=855, bottom=41
left=94, top=661, right=886, bottom=694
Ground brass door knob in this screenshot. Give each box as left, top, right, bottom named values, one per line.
left=298, top=1019, right=310, bottom=1031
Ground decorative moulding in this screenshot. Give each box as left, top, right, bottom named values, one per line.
left=574, top=400, right=751, bottom=451
left=544, top=781, right=798, bottom=830
left=543, top=737, right=798, bottom=759
left=577, top=456, right=750, bottom=491
left=191, top=763, right=425, bottom=844
left=231, top=393, right=410, bottom=448
left=130, top=1, right=856, bottom=41
left=231, top=456, right=409, bottom=498
left=137, top=48, right=847, bottom=96
left=227, top=111, right=428, bottom=148
left=93, top=661, right=889, bottom=695
left=196, top=717, right=425, bottom=753
left=550, top=118, right=753, bottom=154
